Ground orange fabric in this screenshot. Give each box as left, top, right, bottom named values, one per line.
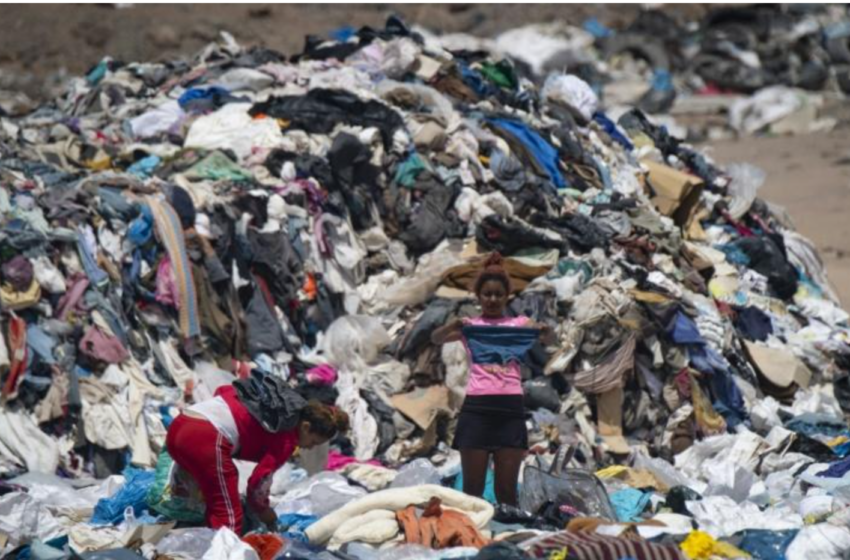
left=242, top=534, right=285, bottom=560
left=396, top=497, right=489, bottom=550
left=303, top=273, right=318, bottom=301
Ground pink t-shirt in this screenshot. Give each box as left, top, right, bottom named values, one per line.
left=462, top=315, right=531, bottom=396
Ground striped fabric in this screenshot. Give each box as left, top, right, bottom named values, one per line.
left=147, top=197, right=201, bottom=338
left=521, top=531, right=686, bottom=560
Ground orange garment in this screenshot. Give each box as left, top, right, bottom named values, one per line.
left=242, top=533, right=285, bottom=560
left=302, top=273, right=318, bottom=301
left=397, top=497, right=489, bottom=550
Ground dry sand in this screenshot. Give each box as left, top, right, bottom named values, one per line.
left=707, top=128, right=850, bottom=306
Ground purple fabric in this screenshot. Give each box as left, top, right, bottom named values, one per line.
left=79, top=326, right=130, bottom=364
left=1, top=256, right=34, bottom=292
left=155, top=256, right=180, bottom=308
left=55, top=274, right=90, bottom=320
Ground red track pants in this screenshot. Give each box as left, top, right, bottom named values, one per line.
left=166, top=414, right=243, bottom=533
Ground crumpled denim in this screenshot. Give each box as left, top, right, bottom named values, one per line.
left=26, top=325, right=56, bottom=366
left=77, top=226, right=109, bottom=287
left=667, top=310, right=747, bottom=428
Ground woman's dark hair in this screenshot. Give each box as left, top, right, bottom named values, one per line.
left=473, top=252, right=511, bottom=296
left=301, top=400, right=350, bottom=438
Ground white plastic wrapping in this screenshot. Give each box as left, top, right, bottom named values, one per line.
left=380, top=241, right=466, bottom=307
left=389, top=458, right=442, bottom=488
left=0, top=492, right=64, bottom=549
left=687, top=495, right=803, bottom=538
left=725, top=163, right=766, bottom=220
left=321, top=315, right=391, bottom=371
left=785, top=524, right=850, bottom=560
left=542, top=73, right=599, bottom=122
left=155, top=528, right=217, bottom=559
left=201, top=527, right=260, bottom=560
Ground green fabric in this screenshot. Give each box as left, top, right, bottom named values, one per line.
left=185, top=151, right=252, bottom=182
left=146, top=449, right=206, bottom=523
left=480, top=61, right=518, bottom=90
left=86, top=59, right=109, bottom=85
left=550, top=259, right=594, bottom=283
left=394, top=152, right=431, bottom=188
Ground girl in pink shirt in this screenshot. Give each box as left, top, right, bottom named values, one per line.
left=432, top=253, right=553, bottom=506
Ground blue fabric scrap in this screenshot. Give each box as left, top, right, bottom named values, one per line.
left=127, top=155, right=161, bottom=179
left=610, top=488, right=651, bottom=523
left=666, top=310, right=747, bottom=428
left=278, top=513, right=318, bottom=543
left=127, top=205, right=154, bottom=247
left=487, top=118, right=566, bottom=190
left=737, top=529, right=798, bottom=560
left=454, top=468, right=498, bottom=504
left=462, top=326, right=539, bottom=366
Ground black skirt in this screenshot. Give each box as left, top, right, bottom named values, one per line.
left=452, top=395, right=528, bottom=451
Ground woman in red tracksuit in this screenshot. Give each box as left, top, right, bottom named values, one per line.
left=166, top=385, right=349, bottom=533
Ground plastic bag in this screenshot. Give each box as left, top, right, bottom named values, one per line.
left=0, top=492, right=64, bottom=549
left=146, top=450, right=206, bottom=523
left=785, top=524, right=850, bottom=560
left=729, top=86, right=803, bottom=134
left=541, top=74, right=599, bottom=122
left=155, top=528, right=217, bottom=559
left=310, top=473, right=367, bottom=517
left=321, top=315, right=391, bottom=369
left=390, top=458, right=442, bottom=488
left=725, top=163, right=765, bottom=220
left=519, top=451, right=616, bottom=520
left=92, top=468, right=156, bottom=525
left=380, top=241, right=466, bottom=307
left=275, top=472, right=365, bottom=517
left=634, top=452, right=694, bottom=490
left=336, top=374, right=380, bottom=461
left=201, top=527, right=259, bottom=560
left=687, top=496, right=802, bottom=538
left=703, top=462, right=757, bottom=503
left=522, top=378, right=560, bottom=412
left=736, top=529, right=798, bottom=560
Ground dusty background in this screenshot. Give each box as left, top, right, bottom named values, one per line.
left=3, top=4, right=849, bottom=304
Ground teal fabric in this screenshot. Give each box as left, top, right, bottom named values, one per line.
left=610, top=488, right=651, bottom=522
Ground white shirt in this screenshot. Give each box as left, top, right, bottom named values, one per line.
left=188, top=396, right=240, bottom=448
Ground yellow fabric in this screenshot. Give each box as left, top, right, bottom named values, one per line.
left=596, top=465, right=629, bottom=479
left=595, top=465, right=669, bottom=492
left=828, top=436, right=849, bottom=448
left=85, top=153, right=112, bottom=171
left=630, top=289, right=673, bottom=304
left=690, top=373, right=726, bottom=436
left=0, top=280, right=42, bottom=311
left=630, top=133, right=655, bottom=149
left=708, top=277, right=739, bottom=300
left=681, top=530, right=750, bottom=559
left=548, top=548, right=568, bottom=560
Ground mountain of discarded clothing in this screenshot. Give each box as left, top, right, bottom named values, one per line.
left=1, top=14, right=850, bottom=560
